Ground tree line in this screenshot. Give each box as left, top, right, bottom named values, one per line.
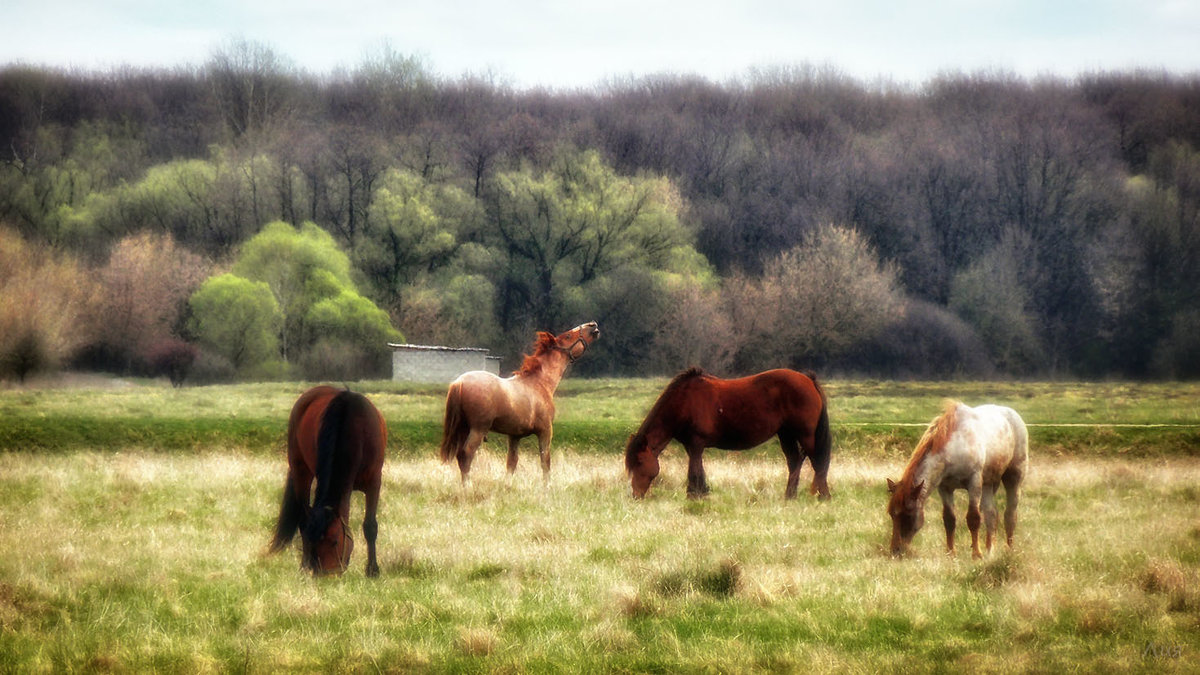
left=2, top=41, right=1199, bottom=381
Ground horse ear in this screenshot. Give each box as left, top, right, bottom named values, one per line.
left=886, top=478, right=898, bottom=493
left=911, top=480, right=925, bottom=500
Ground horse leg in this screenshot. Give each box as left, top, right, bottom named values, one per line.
left=536, top=428, right=553, bottom=481
left=506, top=436, right=521, bottom=474
left=981, top=484, right=1000, bottom=554
left=685, top=444, right=709, bottom=498
left=1002, top=469, right=1022, bottom=548
left=780, top=435, right=802, bottom=500
left=966, top=476, right=984, bottom=560
left=939, top=485, right=957, bottom=556
left=362, top=484, right=380, bottom=578
left=457, top=428, right=486, bottom=484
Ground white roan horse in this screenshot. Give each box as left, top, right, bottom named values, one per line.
left=439, top=322, right=600, bottom=482
left=887, top=401, right=1029, bottom=558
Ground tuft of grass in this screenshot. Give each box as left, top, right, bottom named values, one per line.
left=1142, top=558, right=1200, bottom=612
left=456, top=626, right=499, bottom=656
left=963, top=549, right=1025, bottom=589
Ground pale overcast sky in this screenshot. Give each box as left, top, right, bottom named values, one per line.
left=3, top=0, right=1198, bottom=88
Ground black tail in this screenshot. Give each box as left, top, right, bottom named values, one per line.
left=809, top=377, right=833, bottom=500
left=269, top=474, right=305, bottom=553
left=813, top=403, right=831, bottom=476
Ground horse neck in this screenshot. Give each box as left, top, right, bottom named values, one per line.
left=633, top=415, right=675, bottom=455
left=517, top=352, right=570, bottom=395
left=902, top=442, right=947, bottom=501
left=634, top=387, right=687, bottom=454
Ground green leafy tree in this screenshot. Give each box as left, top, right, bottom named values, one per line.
left=232, top=221, right=354, bottom=360
left=482, top=148, right=694, bottom=331
left=306, top=291, right=399, bottom=345
left=302, top=290, right=402, bottom=379
left=360, top=168, right=476, bottom=311
left=187, top=273, right=282, bottom=375
left=227, top=220, right=402, bottom=375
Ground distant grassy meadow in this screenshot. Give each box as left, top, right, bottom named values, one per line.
left=1, top=378, right=1199, bottom=673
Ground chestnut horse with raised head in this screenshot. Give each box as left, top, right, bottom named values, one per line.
left=887, top=401, right=1028, bottom=559
left=269, top=386, right=387, bottom=577
left=625, top=368, right=831, bottom=500
left=440, top=321, right=600, bottom=482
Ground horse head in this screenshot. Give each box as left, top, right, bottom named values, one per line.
left=886, top=478, right=925, bottom=556
left=305, top=506, right=354, bottom=576
left=555, top=321, right=600, bottom=362
left=625, top=433, right=659, bottom=499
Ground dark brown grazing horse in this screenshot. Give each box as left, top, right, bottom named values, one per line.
left=625, top=368, right=831, bottom=500
left=440, top=322, right=600, bottom=482
left=269, top=386, right=387, bottom=577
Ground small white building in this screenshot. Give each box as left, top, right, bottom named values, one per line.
left=388, top=343, right=502, bottom=383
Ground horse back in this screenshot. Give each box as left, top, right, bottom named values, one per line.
left=454, top=369, right=548, bottom=436
left=288, top=386, right=342, bottom=474
left=289, top=386, right=385, bottom=485
left=963, top=404, right=1028, bottom=484
left=681, top=369, right=825, bottom=449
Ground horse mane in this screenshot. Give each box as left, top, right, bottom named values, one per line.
left=628, top=367, right=707, bottom=442
left=900, top=399, right=960, bottom=485
left=668, top=366, right=707, bottom=388
left=313, top=389, right=354, bottom=509
left=304, top=389, right=355, bottom=555
left=515, top=331, right=558, bottom=377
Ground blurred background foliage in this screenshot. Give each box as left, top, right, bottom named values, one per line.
left=2, top=42, right=1199, bottom=382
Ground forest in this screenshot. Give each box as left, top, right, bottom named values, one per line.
left=2, top=40, right=1199, bottom=382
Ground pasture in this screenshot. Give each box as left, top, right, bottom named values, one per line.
left=1, top=379, right=1199, bottom=673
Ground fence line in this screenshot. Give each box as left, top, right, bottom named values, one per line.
left=840, top=422, right=1200, bottom=429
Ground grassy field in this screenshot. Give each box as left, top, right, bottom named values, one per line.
left=1, top=378, right=1199, bottom=672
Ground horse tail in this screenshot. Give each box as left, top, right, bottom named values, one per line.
left=813, top=398, right=832, bottom=473
left=808, top=374, right=833, bottom=498
left=269, top=473, right=304, bottom=553
left=440, top=381, right=468, bottom=463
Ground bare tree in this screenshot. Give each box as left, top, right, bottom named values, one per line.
left=206, top=38, right=297, bottom=139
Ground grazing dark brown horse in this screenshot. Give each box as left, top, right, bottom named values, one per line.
left=269, top=386, right=387, bottom=577
left=440, top=321, right=600, bottom=482
left=625, top=368, right=831, bottom=500
left=887, top=401, right=1028, bottom=559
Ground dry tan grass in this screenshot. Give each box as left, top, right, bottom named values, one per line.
left=2, top=448, right=1200, bottom=672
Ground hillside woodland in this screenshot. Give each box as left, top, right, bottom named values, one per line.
left=2, top=41, right=1199, bottom=381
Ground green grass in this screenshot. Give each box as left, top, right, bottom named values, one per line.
left=0, top=378, right=1199, bottom=672
left=2, top=378, right=1198, bottom=456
